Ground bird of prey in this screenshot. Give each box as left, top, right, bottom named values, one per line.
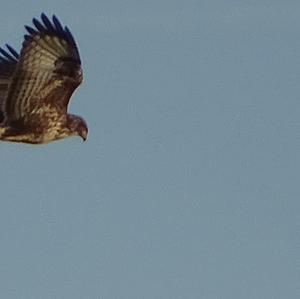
left=0, top=13, right=87, bottom=144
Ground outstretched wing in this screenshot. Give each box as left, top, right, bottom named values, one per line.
left=4, top=13, right=82, bottom=123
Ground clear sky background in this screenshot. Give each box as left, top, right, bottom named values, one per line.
left=0, top=1, right=298, bottom=298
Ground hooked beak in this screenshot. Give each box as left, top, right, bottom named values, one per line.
left=80, top=130, right=88, bottom=142
left=82, top=134, right=87, bottom=142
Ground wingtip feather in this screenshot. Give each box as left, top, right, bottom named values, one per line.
left=41, top=13, right=54, bottom=31
left=52, top=15, right=64, bottom=33
left=32, top=18, right=45, bottom=31
left=5, top=44, right=19, bottom=59
left=25, top=25, right=37, bottom=35
left=0, top=46, right=15, bottom=61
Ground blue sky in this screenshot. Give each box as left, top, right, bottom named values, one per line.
left=0, top=1, right=298, bottom=298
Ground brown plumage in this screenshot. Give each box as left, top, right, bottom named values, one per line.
left=0, top=13, right=87, bottom=144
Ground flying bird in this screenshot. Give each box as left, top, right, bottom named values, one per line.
left=0, top=13, right=87, bottom=144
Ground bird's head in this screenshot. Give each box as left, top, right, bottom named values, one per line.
left=67, top=114, right=88, bottom=141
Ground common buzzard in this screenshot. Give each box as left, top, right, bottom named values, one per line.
left=0, top=13, right=87, bottom=144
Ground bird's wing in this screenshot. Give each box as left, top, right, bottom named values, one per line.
left=4, top=13, right=82, bottom=123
